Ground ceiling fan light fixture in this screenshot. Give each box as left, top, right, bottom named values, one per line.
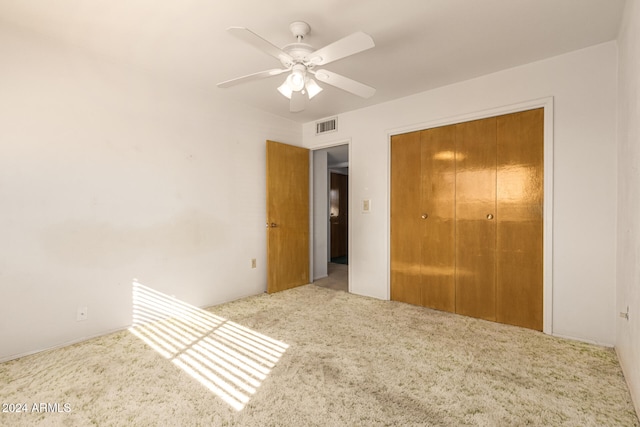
left=305, top=78, right=323, bottom=99
left=277, top=81, right=293, bottom=99
left=287, top=64, right=306, bottom=92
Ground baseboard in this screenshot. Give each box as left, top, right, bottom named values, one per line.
left=0, top=325, right=130, bottom=364
left=1, top=291, right=265, bottom=364
left=550, top=332, right=614, bottom=348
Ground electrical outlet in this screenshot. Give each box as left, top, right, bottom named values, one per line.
left=77, top=306, right=88, bottom=321
left=251, top=258, right=257, bottom=269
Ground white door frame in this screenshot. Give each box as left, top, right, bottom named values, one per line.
left=309, top=140, right=352, bottom=291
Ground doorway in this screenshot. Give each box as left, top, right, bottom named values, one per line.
left=312, top=144, right=349, bottom=292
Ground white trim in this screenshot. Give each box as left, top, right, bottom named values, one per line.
left=308, top=149, right=315, bottom=284
left=542, top=101, right=554, bottom=336
left=309, top=138, right=351, bottom=151
left=386, top=97, right=554, bottom=335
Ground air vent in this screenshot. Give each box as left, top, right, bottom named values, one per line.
left=316, top=117, right=337, bottom=135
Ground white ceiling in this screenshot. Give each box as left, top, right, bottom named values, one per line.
left=0, top=0, right=626, bottom=123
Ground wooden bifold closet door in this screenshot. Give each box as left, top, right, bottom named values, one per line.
left=390, top=108, right=543, bottom=331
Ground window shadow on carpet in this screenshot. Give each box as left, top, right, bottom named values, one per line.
left=128, top=280, right=288, bottom=411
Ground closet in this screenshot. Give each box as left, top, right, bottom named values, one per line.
left=390, top=108, right=543, bottom=331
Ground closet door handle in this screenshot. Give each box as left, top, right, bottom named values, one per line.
left=486, top=214, right=494, bottom=220
left=421, top=214, right=428, bottom=219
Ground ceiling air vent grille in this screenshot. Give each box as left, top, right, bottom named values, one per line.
left=316, top=117, right=337, bottom=135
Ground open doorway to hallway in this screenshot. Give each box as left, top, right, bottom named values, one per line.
left=312, top=144, right=349, bottom=292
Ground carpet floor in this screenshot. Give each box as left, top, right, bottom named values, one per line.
left=1, top=284, right=638, bottom=426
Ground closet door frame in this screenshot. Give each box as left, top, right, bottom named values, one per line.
left=386, top=97, right=554, bottom=335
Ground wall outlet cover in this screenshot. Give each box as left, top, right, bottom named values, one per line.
left=77, top=306, right=88, bottom=321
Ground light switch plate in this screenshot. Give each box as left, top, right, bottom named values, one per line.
left=362, top=199, right=371, bottom=213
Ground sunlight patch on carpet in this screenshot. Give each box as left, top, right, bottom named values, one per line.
left=128, top=280, right=288, bottom=411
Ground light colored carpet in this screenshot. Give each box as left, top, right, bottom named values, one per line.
left=1, top=284, right=638, bottom=426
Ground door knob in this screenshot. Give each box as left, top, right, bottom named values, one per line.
left=270, top=223, right=278, bottom=228
left=486, top=214, right=494, bottom=220
left=421, top=214, right=428, bottom=219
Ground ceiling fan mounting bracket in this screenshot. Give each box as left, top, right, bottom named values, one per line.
left=289, top=21, right=311, bottom=41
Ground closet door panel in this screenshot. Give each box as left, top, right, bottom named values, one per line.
left=420, top=126, right=456, bottom=312
left=391, top=132, right=422, bottom=305
left=496, top=109, right=544, bottom=330
left=455, top=118, right=497, bottom=321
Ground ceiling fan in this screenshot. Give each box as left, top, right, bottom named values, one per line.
left=217, top=21, right=376, bottom=113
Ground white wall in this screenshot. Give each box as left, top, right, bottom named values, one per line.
left=303, top=42, right=618, bottom=346
left=616, top=0, right=640, bottom=413
left=0, top=25, right=301, bottom=361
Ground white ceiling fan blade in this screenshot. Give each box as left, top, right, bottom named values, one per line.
left=290, top=91, right=306, bottom=113
left=313, top=69, right=376, bottom=98
left=227, top=27, right=293, bottom=65
left=217, top=68, right=289, bottom=88
left=306, top=32, right=374, bottom=66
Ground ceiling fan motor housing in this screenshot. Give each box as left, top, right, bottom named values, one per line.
left=280, top=21, right=321, bottom=69
left=281, top=43, right=315, bottom=68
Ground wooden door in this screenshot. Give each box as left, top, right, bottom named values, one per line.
left=420, top=126, right=456, bottom=312
left=496, top=108, right=544, bottom=330
left=390, top=110, right=543, bottom=331
left=330, top=172, right=348, bottom=259
left=266, top=140, right=309, bottom=293
left=390, top=131, right=422, bottom=305
left=455, top=118, right=497, bottom=322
